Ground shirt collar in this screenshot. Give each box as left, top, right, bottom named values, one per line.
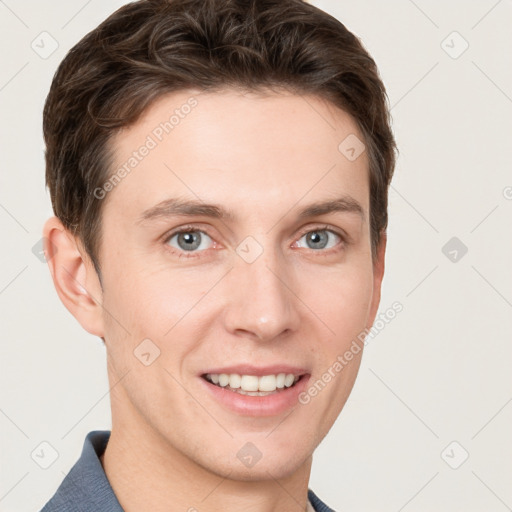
left=41, top=430, right=124, bottom=511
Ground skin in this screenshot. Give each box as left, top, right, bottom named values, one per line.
left=44, top=89, right=386, bottom=512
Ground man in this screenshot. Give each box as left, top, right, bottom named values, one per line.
left=40, top=0, right=396, bottom=510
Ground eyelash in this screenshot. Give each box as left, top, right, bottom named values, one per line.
left=162, top=224, right=347, bottom=259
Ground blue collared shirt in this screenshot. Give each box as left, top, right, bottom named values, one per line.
left=40, top=431, right=335, bottom=511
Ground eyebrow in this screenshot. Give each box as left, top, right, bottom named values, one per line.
left=137, top=195, right=365, bottom=224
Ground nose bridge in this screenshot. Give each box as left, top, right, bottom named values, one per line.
left=223, top=239, right=300, bottom=341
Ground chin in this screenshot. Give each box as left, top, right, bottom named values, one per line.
left=221, top=441, right=312, bottom=481
left=220, top=457, right=307, bottom=482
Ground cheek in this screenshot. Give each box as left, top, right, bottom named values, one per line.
left=309, top=264, right=374, bottom=343
left=102, top=250, right=204, bottom=321
left=302, top=269, right=372, bottom=430
left=100, top=263, right=216, bottom=372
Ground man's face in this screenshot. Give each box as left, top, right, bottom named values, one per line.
left=96, top=89, right=383, bottom=479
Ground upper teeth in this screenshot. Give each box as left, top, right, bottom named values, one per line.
left=206, top=373, right=300, bottom=392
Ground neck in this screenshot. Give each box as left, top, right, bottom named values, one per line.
left=101, top=394, right=313, bottom=512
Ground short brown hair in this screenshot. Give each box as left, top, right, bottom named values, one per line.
left=44, top=0, right=396, bottom=278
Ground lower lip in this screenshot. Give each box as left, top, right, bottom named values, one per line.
left=200, top=375, right=311, bottom=417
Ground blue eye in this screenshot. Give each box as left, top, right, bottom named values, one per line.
left=166, top=229, right=213, bottom=253
left=296, top=229, right=341, bottom=250
left=164, top=225, right=344, bottom=259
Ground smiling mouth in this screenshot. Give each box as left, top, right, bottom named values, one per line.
left=202, top=373, right=306, bottom=396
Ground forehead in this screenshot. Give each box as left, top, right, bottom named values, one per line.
left=104, top=89, right=370, bottom=221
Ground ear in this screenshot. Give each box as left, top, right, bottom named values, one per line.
left=366, top=231, right=386, bottom=328
left=43, top=216, right=105, bottom=337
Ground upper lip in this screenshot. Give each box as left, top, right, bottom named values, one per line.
left=201, top=364, right=309, bottom=377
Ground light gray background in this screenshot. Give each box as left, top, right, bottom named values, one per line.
left=1, top=1, right=511, bottom=511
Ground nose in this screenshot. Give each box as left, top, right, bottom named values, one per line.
left=222, top=247, right=301, bottom=342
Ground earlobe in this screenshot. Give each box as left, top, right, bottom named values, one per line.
left=43, top=216, right=105, bottom=337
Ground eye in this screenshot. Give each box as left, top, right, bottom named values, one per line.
left=165, top=228, right=214, bottom=255
left=295, top=227, right=343, bottom=251
left=163, top=224, right=345, bottom=259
